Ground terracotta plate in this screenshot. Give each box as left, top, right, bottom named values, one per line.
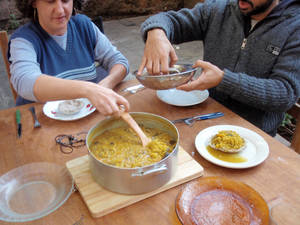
left=175, top=176, right=269, bottom=225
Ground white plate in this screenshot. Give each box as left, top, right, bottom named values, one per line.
left=195, top=125, right=269, bottom=169
left=43, top=98, right=96, bottom=121
left=156, top=89, right=209, bottom=106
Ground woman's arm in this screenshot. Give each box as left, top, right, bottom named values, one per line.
left=9, top=37, right=129, bottom=115
left=98, top=63, right=127, bottom=89
left=33, top=75, right=129, bottom=115
left=92, top=23, right=129, bottom=89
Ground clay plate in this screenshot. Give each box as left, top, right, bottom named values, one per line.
left=175, top=176, right=269, bottom=225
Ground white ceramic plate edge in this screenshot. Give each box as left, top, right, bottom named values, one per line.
left=43, top=98, right=96, bottom=121
left=156, top=89, right=209, bottom=106
left=195, top=125, right=269, bottom=169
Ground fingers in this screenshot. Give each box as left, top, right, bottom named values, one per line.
left=88, top=86, right=130, bottom=117
left=193, top=59, right=213, bottom=70
left=160, top=57, right=170, bottom=74
left=137, top=30, right=178, bottom=75
left=169, top=49, right=178, bottom=68
left=176, top=80, right=200, bottom=91
left=137, top=57, right=147, bottom=75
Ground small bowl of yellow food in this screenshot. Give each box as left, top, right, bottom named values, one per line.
left=209, top=130, right=246, bottom=153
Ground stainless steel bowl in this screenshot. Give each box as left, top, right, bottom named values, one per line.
left=86, top=112, right=179, bottom=194
left=135, top=64, right=197, bottom=90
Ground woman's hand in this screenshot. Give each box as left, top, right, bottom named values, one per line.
left=33, top=75, right=129, bottom=117
left=137, top=29, right=178, bottom=75
left=177, top=60, right=224, bottom=91
left=86, top=82, right=130, bottom=116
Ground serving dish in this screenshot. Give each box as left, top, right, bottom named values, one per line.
left=135, top=64, right=197, bottom=90
left=176, top=176, right=269, bottom=225
left=86, top=112, right=179, bottom=194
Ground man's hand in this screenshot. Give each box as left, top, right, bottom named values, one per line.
left=177, top=60, right=224, bottom=91
left=137, top=29, right=178, bottom=75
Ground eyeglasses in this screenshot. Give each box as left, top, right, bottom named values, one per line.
left=55, top=132, right=87, bottom=154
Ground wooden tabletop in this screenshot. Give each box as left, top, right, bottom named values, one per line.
left=0, top=80, right=300, bottom=225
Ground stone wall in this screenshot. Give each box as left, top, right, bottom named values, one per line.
left=80, top=0, right=183, bottom=19
left=0, top=0, right=202, bottom=31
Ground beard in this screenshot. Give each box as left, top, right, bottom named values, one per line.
left=238, top=0, right=276, bottom=16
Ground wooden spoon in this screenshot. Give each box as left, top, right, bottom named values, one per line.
left=120, top=112, right=151, bottom=147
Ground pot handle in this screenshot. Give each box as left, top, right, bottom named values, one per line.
left=131, top=164, right=167, bottom=177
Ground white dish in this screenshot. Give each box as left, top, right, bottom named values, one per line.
left=43, top=98, right=96, bottom=121
left=0, top=162, right=74, bottom=222
left=195, top=125, right=269, bottom=169
left=156, top=89, right=209, bottom=106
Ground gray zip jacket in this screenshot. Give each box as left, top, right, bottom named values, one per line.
left=140, top=0, right=300, bottom=136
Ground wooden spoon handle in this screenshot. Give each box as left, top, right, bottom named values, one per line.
left=120, top=112, right=150, bottom=147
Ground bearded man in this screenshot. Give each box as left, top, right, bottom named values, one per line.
left=138, top=0, right=300, bottom=136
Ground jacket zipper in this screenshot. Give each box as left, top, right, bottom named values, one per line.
left=241, top=38, right=247, bottom=49
left=233, top=37, right=247, bottom=70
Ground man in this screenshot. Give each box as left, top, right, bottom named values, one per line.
left=138, top=0, right=300, bottom=136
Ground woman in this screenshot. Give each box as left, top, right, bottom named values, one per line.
left=9, top=0, right=130, bottom=116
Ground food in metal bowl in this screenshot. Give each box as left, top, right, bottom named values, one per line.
left=210, top=130, right=246, bottom=153
left=135, top=64, right=197, bottom=90
left=86, top=112, right=179, bottom=194
left=89, top=125, right=176, bottom=168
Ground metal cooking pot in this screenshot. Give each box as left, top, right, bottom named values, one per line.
left=86, top=112, right=179, bottom=195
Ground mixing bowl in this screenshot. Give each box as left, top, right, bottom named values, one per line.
left=135, top=64, right=197, bottom=90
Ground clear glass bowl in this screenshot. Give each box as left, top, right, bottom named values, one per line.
left=135, top=64, right=197, bottom=90
left=0, top=162, right=74, bottom=222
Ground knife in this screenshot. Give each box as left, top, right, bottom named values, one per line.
left=16, top=109, right=22, bottom=138
left=172, top=112, right=224, bottom=125
left=121, top=84, right=145, bottom=94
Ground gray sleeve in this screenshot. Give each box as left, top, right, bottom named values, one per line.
left=140, top=1, right=213, bottom=44
left=92, top=23, right=129, bottom=75
left=218, top=30, right=300, bottom=112
left=9, top=38, right=42, bottom=101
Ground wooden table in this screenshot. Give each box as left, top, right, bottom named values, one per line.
left=1, top=80, right=300, bottom=225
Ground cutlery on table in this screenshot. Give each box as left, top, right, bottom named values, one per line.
left=121, top=84, right=145, bottom=94
left=29, top=106, right=41, bottom=128
left=172, top=112, right=224, bottom=126
left=16, top=109, right=22, bottom=138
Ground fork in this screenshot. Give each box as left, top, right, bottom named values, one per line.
left=172, top=112, right=224, bottom=126
left=29, top=106, right=41, bottom=128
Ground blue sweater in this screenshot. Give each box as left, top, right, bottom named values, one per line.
left=141, top=0, right=300, bottom=136
left=9, top=14, right=128, bottom=105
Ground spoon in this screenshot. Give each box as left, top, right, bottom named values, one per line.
left=120, top=112, right=151, bottom=147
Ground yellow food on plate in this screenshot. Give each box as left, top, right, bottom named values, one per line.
left=210, top=130, right=245, bottom=153
left=89, top=125, right=176, bottom=168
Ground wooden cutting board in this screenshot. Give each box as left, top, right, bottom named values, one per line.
left=66, top=147, right=204, bottom=218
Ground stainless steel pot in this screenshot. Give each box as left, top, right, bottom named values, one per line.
left=86, top=112, right=179, bottom=195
